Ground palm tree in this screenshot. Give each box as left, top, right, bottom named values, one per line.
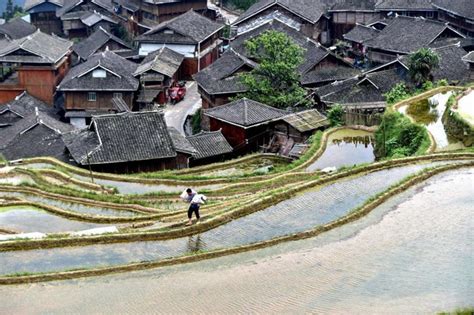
left=407, top=48, right=440, bottom=87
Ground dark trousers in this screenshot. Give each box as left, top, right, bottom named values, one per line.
left=188, top=203, right=200, bottom=219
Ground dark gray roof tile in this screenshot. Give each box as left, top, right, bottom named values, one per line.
left=73, top=27, right=132, bottom=60
left=187, top=130, right=233, bottom=160
left=343, top=24, right=380, bottom=43
left=432, top=0, right=474, bottom=20
left=0, top=18, right=37, bottom=40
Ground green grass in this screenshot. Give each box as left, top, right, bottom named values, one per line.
left=439, top=307, right=474, bottom=315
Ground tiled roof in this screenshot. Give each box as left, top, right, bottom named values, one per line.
left=317, top=68, right=406, bottom=106
left=204, top=98, right=287, bottom=128
left=0, top=106, right=73, bottom=151
left=59, top=50, right=139, bottom=91
left=137, top=10, right=223, bottom=44
left=364, top=16, right=463, bottom=54
left=73, top=27, right=132, bottom=60
left=80, top=10, right=117, bottom=26
left=432, top=0, right=474, bottom=20
left=301, top=66, right=361, bottom=86
left=375, top=0, right=435, bottom=11
left=193, top=49, right=254, bottom=95
left=330, top=0, right=377, bottom=11
left=57, top=0, right=83, bottom=17
left=234, top=0, right=337, bottom=25
left=0, top=18, right=37, bottom=40
left=168, top=127, right=196, bottom=155
left=134, top=47, right=184, bottom=78
left=187, top=130, right=233, bottom=160
left=0, top=30, right=72, bottom=64
left=24, top=0, right=64, bottom=11
left=343, top=24, right=380, bottom=43
left=63, top=111, right=177, bottom=165
left=0, top=92, right=58, bottom=124
left=282, top=109, right=329, bottom=133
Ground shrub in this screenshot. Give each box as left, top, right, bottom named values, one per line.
left=384, top=83, right=411, bottom=105
left=327, top=104, right=344, bottom=127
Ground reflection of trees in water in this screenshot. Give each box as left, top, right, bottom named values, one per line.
left=186, top=235, right=206, bottom=253
left=332, top=136, right=374, bottom=148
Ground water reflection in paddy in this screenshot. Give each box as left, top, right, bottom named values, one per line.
left=0, top=161, right=460, bottom=275
left=307, top=129, right=375, bottom=172
left=0, top=206, right=110, bottom=233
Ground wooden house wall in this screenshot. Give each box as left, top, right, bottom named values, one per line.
left=65, top=91, right=134, bottom=110
left=438, top=11, right=474, bottom=37
left=0, top=87, right=23, bottom=104
left=209, top=118, right=245, bottom=148
left=89, top=157, right=180, bottom=173
left=331, top=11, right=378, bottom=40
left=30, top=12, right=63, bottom=35
left=141, top=0, right=208, bottom=23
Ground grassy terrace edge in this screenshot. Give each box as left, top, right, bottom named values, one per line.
left=0, top=162, right=470, bottom=285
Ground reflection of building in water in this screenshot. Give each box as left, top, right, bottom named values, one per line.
left=186, top=235, right=205, bottom=253
left=332, top=136, right=374, bottom=148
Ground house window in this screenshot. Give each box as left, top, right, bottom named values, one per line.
left=113, top=92, right=123, bottom=99
left=88, top=92, right=97, bottom=102
left=92, top=69, right=106, bottom=78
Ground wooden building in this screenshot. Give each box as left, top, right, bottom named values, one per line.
left=232, top=0, right=334, bottom=45
left=24, top=0, right=64, bottom=35
left=187, top=130, right=233, bottom=166
left=375, top=0, right=437, bottom=19
left=133, top=47, right=184, bottom=107
left=136, top=10, right=223, bottom=79
left=58, top=50, right=139, bottom=127
left=329, top=0, right=378, bottom=40
left=0, top=18, right=37, bottom=40
left=432, top=0, right=474, bottom=37
left=62, top=111, right=193, bottom=173
left=204, top=98, right=287, bottom=153
left=0, top=30, right=73, bottom=105
left=462, top=51, right=474, bottom=81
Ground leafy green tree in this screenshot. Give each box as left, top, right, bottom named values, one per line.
left=327, top=104, right=344, bottom=126
left=2, top=0, right=24, bottom=21
left=237, top=30, right=310, bottom=109
left=408, top=48, right=440, bottom=87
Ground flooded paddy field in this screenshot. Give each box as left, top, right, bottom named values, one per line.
left=399, top=91, right=465, bottom=151
left=0, top=161, right=463, bottom=276
left=0, top=167, right=471, bottom=313
left=307, top=129, right=375, bottom=172
left=0, top=206, right=111, bottom=234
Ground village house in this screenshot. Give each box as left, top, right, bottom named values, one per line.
left=57, top=0, right=119, bottom=39
left=271, top=109, right=330, bottom=155
left=186, top=130, right=233, bottom=166
left=194, top=49, right=255, bottom=110
left=112, top=0, right=212, bottom=33
left=62, top=111, right=193, bottom=172
left=24, top=0, right=64, bottom=35
left=203, top=98, right=287, bottom=152
left=0, top=30, right=73, bottom=105
left=58, top=50, right=139, bottom=127
left=136, top=10, right=223, bottom=79
left=133, top=47, right=185, bottom=107
left=0, top=18, right=37, bottom=40
left=0, top=92, right=73, bottom=162
left=432, top=0, right=474, bottom=37
left=328, top=0, right=378, bottom=40
left=72, top=26, right=134, bottom=62
left=232, top=0, right=335, bottom=45
left=360, top=15, right=465, bottom=64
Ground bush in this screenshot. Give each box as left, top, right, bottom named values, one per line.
left=384, top=83, right=411, bottom=105
left=374, top=111, right=429, bottom=158
left=327, top=104, right=344, bottom=127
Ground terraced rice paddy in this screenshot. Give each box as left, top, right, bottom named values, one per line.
left=0, top=160, right=468, bottom=276
left=0, top=167, right=472, bottom=313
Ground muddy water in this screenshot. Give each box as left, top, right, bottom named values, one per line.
left=400, top=92, right=465, bottom=151
left=457, top=90, right=474, bottom=126
left=0, top=161, right=462, bottom=276
left=0, top=206, right=110, bottom=234
left=0, top=168, right=471, bottom=314
left=307, top=129, right=375, bottom=172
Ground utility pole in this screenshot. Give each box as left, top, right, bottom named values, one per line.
left=85, top=150, right=94, bottom=184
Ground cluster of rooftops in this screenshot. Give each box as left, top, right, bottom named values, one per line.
left=0, top=0, right=473, bottom=172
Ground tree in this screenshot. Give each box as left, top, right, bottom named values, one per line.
left=2, top=0, right=24, bottom=21
left=408, top=48, right=440, bottom=87
left=237, top=30, right=311, bottom=109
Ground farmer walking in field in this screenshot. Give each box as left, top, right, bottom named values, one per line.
left=181, top=188, right=206, bottom=226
